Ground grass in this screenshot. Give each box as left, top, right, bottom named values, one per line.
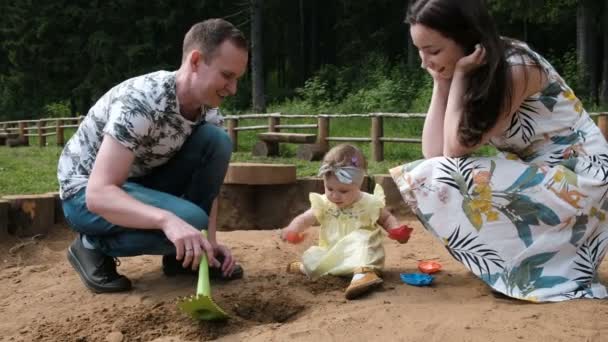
left=0, top=146, right=64, bottom=195
left=0, top=116, right=498, bottom=196
left=0, top=146, right=414, bottom=196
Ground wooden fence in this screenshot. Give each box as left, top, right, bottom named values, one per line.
left=0, top=116, right=84, bottom=147
left=224, top=112, right=608, bottom=161
left=1, top=112, right=607, bottom=161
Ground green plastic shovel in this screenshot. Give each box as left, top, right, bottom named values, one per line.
left=177, top=235, right=229, bottom=320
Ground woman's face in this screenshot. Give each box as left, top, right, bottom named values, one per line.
left=410, top=23, right=466, bottom=79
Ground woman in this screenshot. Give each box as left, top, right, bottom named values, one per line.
left=391, top=0, right=608, bottom=301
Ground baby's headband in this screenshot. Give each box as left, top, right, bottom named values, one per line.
left=318, top=163, right=365, bottom=185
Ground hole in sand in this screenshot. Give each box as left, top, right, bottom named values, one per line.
left=230, top=293, right=306, bottom=323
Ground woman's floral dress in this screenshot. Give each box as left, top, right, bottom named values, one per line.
left=390, top=43, right=608, bottom=302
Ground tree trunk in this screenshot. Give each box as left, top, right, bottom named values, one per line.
left=600, top=0, right=608, bottom=107
left=299, top=0, right=307, bottom=81
left=576, top=0, right=599, bottom=104
left=309, top=0, right=319, bottom=73
left=251, top=0, right=266, bottom=113
left=406, top=29, right=416, bottom=68
left=406, top=0, right=417, bottom=68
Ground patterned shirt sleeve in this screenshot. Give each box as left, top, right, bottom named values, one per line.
left=102, top=87, right=156, bottom=152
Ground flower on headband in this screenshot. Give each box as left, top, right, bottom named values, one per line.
left=351, top=156, right=358, bottom=167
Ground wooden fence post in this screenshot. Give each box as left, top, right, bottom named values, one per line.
left=317, top=116, right=330, bottom=153
left=269, top=114, right=280, bottom=132
left=371, top=115, right=384, bottom=162
left=37, top=120, right=46, bottom=147
left=598, top=113, right=608, bottom=140
left=56, top=119, right=64, bottom=146
left=18, top=121, right=26, bottom=139
left=227, top=118, right=239, bottom=152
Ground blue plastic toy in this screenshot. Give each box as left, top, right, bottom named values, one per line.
left=400, top=273, right=434, bottom=286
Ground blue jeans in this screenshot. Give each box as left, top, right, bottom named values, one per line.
left=62, top=123, right=232, bottom=257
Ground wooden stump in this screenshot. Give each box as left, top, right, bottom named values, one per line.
left=373, top=174, right=412, bottom=218
left=224, top=163, right=296, bottom=185
left=296, top=144, right=326, bottom=161
left=46, top=191, right=65, bottom=224
left=3, top=194, right=56, bottom=237
left=0, top=133, right=18, bottom=146
left=0, top=199, right=8, bottom=238
left=7, top=136, right=29, bottom=147
left=252, top=141, right=279, bottom=157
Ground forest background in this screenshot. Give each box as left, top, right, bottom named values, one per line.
left=1, top=0, right=607, bottom=121
left=1, top=0, right=608, bottom=195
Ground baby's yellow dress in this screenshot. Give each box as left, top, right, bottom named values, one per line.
left=302, top=184, right=386, bottom=279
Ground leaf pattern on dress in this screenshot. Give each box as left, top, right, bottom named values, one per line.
left=501, top=252, right=568, bottom=298
left=436, top=157, right=478, bottom=195
left=573, top=232, right=608, bottom=288
left=507, top=98, right=538, bottom=144
left=444, top=226, right=504, bottom=277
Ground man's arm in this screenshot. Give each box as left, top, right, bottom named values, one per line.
left=86, top=134, right=219, bottom=269
left=86, top=134, right=165, bottom=229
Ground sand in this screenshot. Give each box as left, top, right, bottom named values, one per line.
left=1, top=218, right=607, bottom=342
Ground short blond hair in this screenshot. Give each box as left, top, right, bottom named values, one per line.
left=182, top=18, right=248, bottom=63
left=322, top=144, right=368, bottom=171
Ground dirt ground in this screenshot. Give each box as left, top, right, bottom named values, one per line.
left=1, top=217, right=607, bottom=342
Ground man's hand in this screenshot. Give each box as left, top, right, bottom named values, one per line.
left=211, top=243, right=236, bottom=277
left=161, top=214, right=219, bottom=270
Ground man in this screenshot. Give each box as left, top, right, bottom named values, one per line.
left=57, top=19, right=248, bottom=293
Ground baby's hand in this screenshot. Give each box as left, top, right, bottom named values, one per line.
left=281, top=228, right=305, bottom=244
left=387, top=225, right=413, bottom=244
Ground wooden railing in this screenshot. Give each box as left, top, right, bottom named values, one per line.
left=226, top=112, right=608, bottom=161
left=1, top=112, right=607, bottom=161
left=0, top=116, right=84, bottom=147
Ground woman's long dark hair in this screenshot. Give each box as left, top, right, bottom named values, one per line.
left=407, top=0, right=520, bottom=147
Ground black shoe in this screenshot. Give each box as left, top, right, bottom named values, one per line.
left=162, top=254, right=244, bottom=281
left=67, top=236, right=132, bottom=293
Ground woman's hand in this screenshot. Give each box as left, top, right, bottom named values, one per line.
left=455, top=44, right=486, bottom=75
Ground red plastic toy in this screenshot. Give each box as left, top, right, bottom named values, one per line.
left=418, top=260, right=442, bottom=274
left=285, top=231, right=305, bottom=244
left=388, top=225, right=414, bottom=243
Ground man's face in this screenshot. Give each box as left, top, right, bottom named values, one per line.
left=191, top=40, right=248, bottom=108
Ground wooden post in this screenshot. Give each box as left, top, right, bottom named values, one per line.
left=56, top=119, right=64, bottom=146
left=269, top=114, right=280, bottom=132
left=598, top=113, right=608, bottom=140
left=37, top=120, right=45, bottom=147
left=18, top=121, right=26, bottom=139
left=3, top=194, right=56, bottom=237
left=317, top=116, right=330, bottom=153
left=371, top=115, right=384, bottom=162
left=0, top=199, right=8, bottom=238
left=227, top=118, right=239, bottom=152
